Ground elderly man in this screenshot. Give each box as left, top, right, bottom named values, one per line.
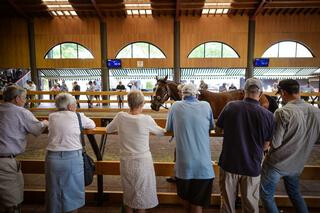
left=166, top=83, right=215, bottom=213
left=260, top=79, right=320, bottom=213
left=0, top=85, right=48, bottom=213
left=216, top=78, right=274, bottom=213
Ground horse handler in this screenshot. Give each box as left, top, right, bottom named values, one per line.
left=0, top=85, right=48, bottom=213
left=216, top=78, right=274, bottom=213
left=166, top=83, right=215, bottom=213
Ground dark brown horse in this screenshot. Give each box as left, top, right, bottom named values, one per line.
left=151, top=76, right=278, bottom=118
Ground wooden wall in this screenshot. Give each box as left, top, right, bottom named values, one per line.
left=0, top=18, right=30, bottom=68
left=255, top=15, right=320, bottom=67
left=0, top=15, right=320, bottom=69
left=107, top=16, right=173, bottom=68
left=180, top=16, right=248, bottom=68
left=35, top=18, right=101, bottom=68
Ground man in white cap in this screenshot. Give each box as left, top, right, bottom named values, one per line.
left=216, top=77, right=274, bottom=213
left=166, top=83, right=215, bottom=213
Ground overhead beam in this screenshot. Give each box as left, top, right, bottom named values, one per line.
left=175, top=0, right=180, bottom=20
left=251, top=0, right=266, bottom=20
left=6, top=0, right=29, bottom=20
left=91, top=0, right=105, bottom=22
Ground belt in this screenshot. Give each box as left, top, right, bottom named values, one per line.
left=0, top=154, right=16, bottom=158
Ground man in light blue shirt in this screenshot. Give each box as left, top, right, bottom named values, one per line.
left=166, top=83, right=214, bottom=212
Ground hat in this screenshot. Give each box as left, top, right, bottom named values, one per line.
left=276, top=79, right=300, bottom=94
left=244, top=78, right=263, bottom=91
left=182, top=83, right=198, bottom=96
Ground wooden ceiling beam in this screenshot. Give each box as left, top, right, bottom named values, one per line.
left=175, top=0, right=180, bottom=21
left=250, top=0, right=266, bottom=20
left=90, top=0, right=105, bottom=22
left=310, top=8, right=318, bottom=15
left=6, top=0, right=29, bottom=20
left=303, top=8, right=311, bottom=15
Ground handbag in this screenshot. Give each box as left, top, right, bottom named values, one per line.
left=76, top=112, right=95, bottom=186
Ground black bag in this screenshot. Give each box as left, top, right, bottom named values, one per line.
left=76, top=112, right=95, bottom=186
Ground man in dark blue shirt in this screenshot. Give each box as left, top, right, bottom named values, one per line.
left=216, top=78, right=274, bottom=213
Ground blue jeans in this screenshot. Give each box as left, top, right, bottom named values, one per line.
left=260, top=163, right=308, bottom=213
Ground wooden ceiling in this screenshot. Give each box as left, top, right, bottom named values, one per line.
left=0, top=0, right=320, bottom=19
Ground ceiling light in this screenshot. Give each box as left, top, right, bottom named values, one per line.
left=47, top=5, right=60, bottom=8
left=139, top=10, right=146, bottom=15
left=146, top=10, right=152, bottom=15
left=209, top=9, right=216, bottom=14
left=202, top=9, right=209, bottom=14
left=63, top=11, right=70, bottom=15
left=216, top=9, right=223, bottom=14
left=70, top=11, right=77, bottom=16
left=223, top=9, right=229, bottom=14
left=56, top=11, right=63, bottom=15
left=132, top=10, right=139, bottom=15
left=51, top=11, right=57, bottom=16
left=127, top=10, right=132, bottom=15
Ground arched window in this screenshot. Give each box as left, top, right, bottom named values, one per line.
left=188, top=42, right=239, bottom=58
left=116, top=42, right=166, bottom=59
left=262, top=41, right=313, bottom=58
left=45, top=42, right=94, bottom=59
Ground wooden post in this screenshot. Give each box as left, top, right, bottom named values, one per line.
left=100, top=21, right=109, bottom=91
left=173, top=19, right=181, bottom=83
left=27, top=19, right=39, bottom=89
left=245, top=18, right=255, bottom=80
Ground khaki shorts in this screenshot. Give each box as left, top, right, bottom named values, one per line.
left=0, top=158, right=24, bottom=207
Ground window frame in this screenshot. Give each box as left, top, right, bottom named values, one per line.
left=261, top=40, right=314, bottom=58
left=188, top=41, right=240, bottom=58
left=44, top=42, right=94, bottom=59
left=115, top=41, right=166, bottom=59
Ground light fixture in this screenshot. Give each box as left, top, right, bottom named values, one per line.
left=56, top=11, right=63, bottom=15
left=127, top=10, right=132, bottom=15
left=202, top=8, right=209, bottom=14
left=216, top=9, right=223, bottom=14
left=70, top=11, right=77, bottom=15
left=209, top=9, right=216, bottom=14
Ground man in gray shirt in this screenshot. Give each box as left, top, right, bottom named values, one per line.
left=0, top=85, right=48, bottom=213
left=260, top=79, right=320, bottom=213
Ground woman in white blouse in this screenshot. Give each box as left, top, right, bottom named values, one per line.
left=46, top=93, right=96, bottom=213
left=106, top=90, right=165, bottom=213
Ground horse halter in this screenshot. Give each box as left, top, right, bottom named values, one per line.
left=153, top=83, right=171, bottom=109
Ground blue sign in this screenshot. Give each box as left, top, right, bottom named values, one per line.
left=107, top=59, right=121, bottom=68
left=254, top=58, right=269, bottom=67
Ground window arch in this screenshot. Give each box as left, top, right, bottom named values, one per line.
left=188, top=42, right=239, bottom=58
left=262, top=41, right=313, bottom=58
left=116, top=42, right=166, bottom=59
left=45, top=42, right=94, bottom=59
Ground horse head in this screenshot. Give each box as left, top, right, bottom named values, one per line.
left=151, top=75, right=181, bottom=111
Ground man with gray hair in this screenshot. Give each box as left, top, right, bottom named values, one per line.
left=216, top=78, right=274, bottom=213
left=166, top=83, right=215, bottom=213
left=0, top=85, right=48, bottom=213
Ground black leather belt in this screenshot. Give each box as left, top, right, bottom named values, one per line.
left=0, top=154, right=16, bottom=158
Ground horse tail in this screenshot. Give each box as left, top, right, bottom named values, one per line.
left=265, top=94, right=278, bottom=113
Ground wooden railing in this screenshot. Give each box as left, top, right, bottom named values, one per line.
left=1, top=91, right=319, bottom=109
left=20, top=127, right=320, bottom=207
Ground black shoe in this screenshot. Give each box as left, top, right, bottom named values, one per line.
left=166, top=177, right=177, bottom=183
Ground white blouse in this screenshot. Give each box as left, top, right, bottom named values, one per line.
left=47, top=111, right=96, bottom=151
left=106, top=112, right=165, bottom=158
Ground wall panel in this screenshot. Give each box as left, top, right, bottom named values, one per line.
left=0, top=18, right=30, bottom=68
left=107, top=16, right=173, bottom=68
left=255, top=15, right=320, bottom=67
left=35, top=18, right=100, bottom=68
left=180, top=16, right=248, bottom=68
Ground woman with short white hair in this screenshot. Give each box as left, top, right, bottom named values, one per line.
left=46, top=93, right=96, bottom=213
left=106, top=90, right=165, bottom=213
